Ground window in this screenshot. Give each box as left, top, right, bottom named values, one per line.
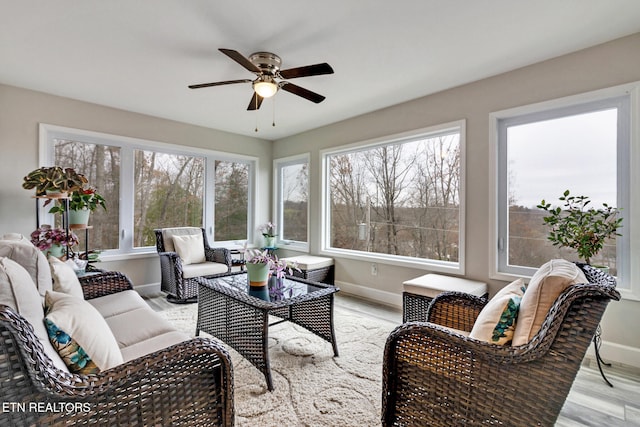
left=492, top=88, right=636, bottom=294
left=40, top=124, right=255, bottom=256
left=274, top=154, right=309, bottom=249
left=322, top=121, right=465, bottom=273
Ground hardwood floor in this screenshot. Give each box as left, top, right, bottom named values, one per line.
left=144, top=291, right=640, bottom=426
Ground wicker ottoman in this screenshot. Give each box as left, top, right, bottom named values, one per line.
left=403, top=274, right=488, bottom=322
left=281, top=255, right=335, bottom=285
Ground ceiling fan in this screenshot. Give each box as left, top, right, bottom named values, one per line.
left=189, top=48, right=334, bottom=110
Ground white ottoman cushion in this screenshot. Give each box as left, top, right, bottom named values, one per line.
left=281, top=255, right=334, bottom=270
left=403, top=274, right=487, bottom=299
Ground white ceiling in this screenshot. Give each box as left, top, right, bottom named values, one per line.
left=2, top=1, right=640, bottom=141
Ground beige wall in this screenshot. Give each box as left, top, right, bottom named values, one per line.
left=274, top=33, right=640, bottom=367
left=0, top=83, right=272, bottom=287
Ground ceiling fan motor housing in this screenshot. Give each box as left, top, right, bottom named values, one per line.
left=249, top=52, right=282, bottom=75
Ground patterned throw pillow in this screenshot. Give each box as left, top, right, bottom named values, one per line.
left=44, top=318, right=100, bottom=374
left=43, top=290, right=123, bottom=372
left=469, top=278, right=526, bottom=345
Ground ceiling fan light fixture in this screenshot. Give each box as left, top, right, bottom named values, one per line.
left=253, top=78, right=278, bottom=98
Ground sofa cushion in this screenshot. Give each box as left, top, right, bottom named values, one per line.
left=44, top=290, right=124, bottom=371
left=120, top=330, right=190, bottom=363
left=469, top=279, right=525, bottom=345
left=0, top=234, right=52, bottom=297
left=88, top=290, right=149, bottom=319
left=105, top=307, right=177, bottom=348
left=512, top=259, right=588, bottom=346
left=173, top=233, right=206, bottom=265
left=0, top=257, right=68, bottom=372
left=49, top=256, right=84, bottom=299
left=160, top=227, right=201, bottom=253
left=182, top=261, right=229, bottom=279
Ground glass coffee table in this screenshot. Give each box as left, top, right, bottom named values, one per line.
left=196, top=272, right=340, bottom=391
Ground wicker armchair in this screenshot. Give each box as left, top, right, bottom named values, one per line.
left=154, top=227, right=232, bottom=303
left=0, top=270, right=234, bottom=426
left=382, top=264, right=620, bottom=427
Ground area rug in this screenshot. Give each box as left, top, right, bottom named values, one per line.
left=158, top=304, right=398, bottom=427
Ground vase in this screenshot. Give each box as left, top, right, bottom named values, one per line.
left=47, top=244, right=64, bottom=258
left=246, top=262, right=270, bottom=301
left=68, top=208, right=90, bottom=226
left=263, top=236, right=276, bottom=249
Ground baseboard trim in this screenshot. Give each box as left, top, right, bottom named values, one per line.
left=335, top=280, right=402, bottom=309
left=585, top=340, right=640, bottom=370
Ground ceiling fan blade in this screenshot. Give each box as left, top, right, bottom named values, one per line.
left=219, top=48, right=261, bottom=74
left=280, top=82, right=326, bottom=103
left=188, top=79, right=251, bottom=89
left=247, top=92, right=264, bottom=110
left=279, top=63, right=334, bottom=79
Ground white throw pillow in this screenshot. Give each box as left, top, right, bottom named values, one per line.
left=469, top=279, right=525, bottom=345
left=172, top=233, right=206, bottom=265
left=49, top=256, right=84, bottom=299
left=512, top=259, right=588, bottom=346
left=44, top=290, right=123, bottom=372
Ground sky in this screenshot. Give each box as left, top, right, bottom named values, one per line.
left=507, top=108, right=617, bottom=209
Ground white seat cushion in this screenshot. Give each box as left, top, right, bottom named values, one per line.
left=120, top=331, right=190, bottom=362
left=403, top=274, right=487, bottom=299
left=88, top=290, right=149, bottom=319
left=182, top=261, right=229, bottom=279
left=280, top=255, right=334, bottom=270
left=105, top=307, right=177, bottom=348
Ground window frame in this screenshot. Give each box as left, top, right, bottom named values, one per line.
left=273, top=153, right=310, bottom=252
left=39, top=124, right=257, bottom=259
left=320, top=120, right=466, bottom=274
left=489, top=82, right=640, bottom=300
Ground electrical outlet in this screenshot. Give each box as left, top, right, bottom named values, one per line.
left=371, top=262, right=378, bottom=276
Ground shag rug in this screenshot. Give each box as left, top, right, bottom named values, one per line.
left=158, top=304, right=398, bottom=427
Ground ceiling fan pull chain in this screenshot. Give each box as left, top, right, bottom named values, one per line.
left=255, top=96, right=259, bottom=132
left=272, top=96, right=276, bottom=127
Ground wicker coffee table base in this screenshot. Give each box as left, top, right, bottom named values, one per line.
left=196, top=276, right=339, bottom=391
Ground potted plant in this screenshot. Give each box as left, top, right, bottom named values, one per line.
left=258, top=221, right=277, bottom=249
left=30, top=225, right=79, bottom=258
left=22, top=166, right=87, bottom=197
left=48, top=186, right=107, bottom=226
left=241, top=246, right=299, bottom=301
left=537, top=190, right=623, bottom=267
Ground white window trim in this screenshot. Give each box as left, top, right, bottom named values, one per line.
left=320, top=120, right=466, bottom=275
left=39, top=123, right=257, bottom=259
left=488, top=82, right=640, bottom=301
left=273, top=153, right=310, bottom=253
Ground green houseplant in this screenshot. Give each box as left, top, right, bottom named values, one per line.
left=22, top=166, right=87, bottom=196
left=537, top=190, right=623, bottom=265
left=48, top=186, right=107, bottom=225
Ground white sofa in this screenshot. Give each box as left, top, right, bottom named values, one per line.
left=0, top=234, right=234, bottom=426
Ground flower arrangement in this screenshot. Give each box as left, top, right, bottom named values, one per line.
left=48, top=186, right=107, bottom=213
left=242, top=246, right=299, bottom=277
left=30, top=225, right=79, bottom=251
left=258, top=221, right=277, bottom=238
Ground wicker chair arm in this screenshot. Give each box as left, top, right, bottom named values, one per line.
left=79, top=271, right=134, bottom=300
left=426, top=291, right=487, bottom=332
left=205, top=247, right=232, bottom=269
